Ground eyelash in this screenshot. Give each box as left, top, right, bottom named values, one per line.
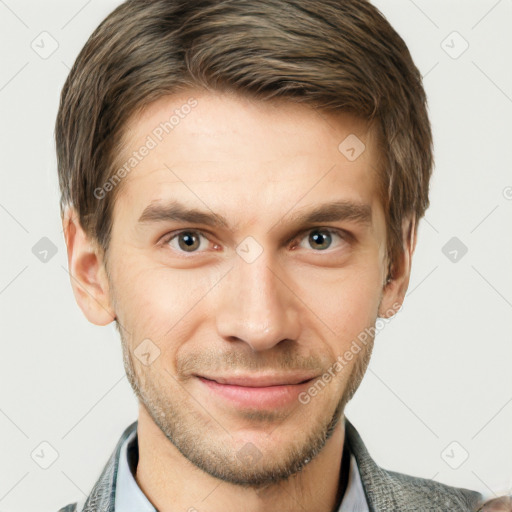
left=159, top=228, right=349, bottom=255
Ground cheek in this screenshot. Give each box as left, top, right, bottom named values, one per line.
left=296, top=264, right=382, bottom=343
left=111, top=255, right=219, bottom=339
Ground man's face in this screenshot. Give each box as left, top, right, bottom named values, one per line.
left=104, top=90, right=392, bottom=487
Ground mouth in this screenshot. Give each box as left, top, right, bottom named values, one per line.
left=197, top=373, right=317, bottom=387
left=194, top=373, right=317, bottom=409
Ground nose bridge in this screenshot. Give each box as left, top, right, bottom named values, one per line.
left=214, top=246, right=300, bottom=351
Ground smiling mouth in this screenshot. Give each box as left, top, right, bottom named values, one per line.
left=195, top=374, right=318, bottom=409
left=195, top=373, right=318, bottom=387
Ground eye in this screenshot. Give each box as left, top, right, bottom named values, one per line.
left=294, top=228, right=347, bottom=252
left=162, top=230, right=214, bottom=253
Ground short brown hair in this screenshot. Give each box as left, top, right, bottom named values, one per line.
left=55, top=0, right=433, bottom=278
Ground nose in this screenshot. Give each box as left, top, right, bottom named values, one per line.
left=213, top=249, right=301, bottom=352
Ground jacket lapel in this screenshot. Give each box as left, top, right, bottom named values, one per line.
left=81, top=421, right=138, bottom=512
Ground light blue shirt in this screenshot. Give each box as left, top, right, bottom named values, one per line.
left=114, top=429, right=369, bottom=511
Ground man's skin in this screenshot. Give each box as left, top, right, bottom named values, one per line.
left=62, top=89, right=416, bottom=512
left=479, top=497, right=512, bottom=512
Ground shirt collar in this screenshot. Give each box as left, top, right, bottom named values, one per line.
left=114, top=428, right=156, bottom=511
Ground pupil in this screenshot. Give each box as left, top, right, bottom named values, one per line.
left=310, top=230, right=331, bottom=250
left=180, top=232, right=198, bottom=251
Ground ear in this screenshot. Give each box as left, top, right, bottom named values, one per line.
left=62, top=206, right=116, bottom=326
left=378, top=214, right=417, bottom=318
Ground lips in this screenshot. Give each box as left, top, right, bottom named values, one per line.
left=195, top=372, right=319, bottom=409
left=195, top=373, right=317, bottom=387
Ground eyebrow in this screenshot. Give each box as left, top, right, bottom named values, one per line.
left=137, top=199, right=373, bottom=230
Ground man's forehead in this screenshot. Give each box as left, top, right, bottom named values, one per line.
left=120, top=90, right=374, bottom=156
left=112, top=90, right=381, bottom=218
left=115, top=157, right=379, bottom=219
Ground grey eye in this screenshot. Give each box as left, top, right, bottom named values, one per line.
left=307, top=229, right=333, bottom=250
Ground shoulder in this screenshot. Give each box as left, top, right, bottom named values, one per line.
left=56, top=495, right=88, bottom=512
left=56, top=504, right=77, bottom=512
left=344, top=417, right=483, bottom=511
left=383, top=467, right=484, bottom=511
left=54, top=422, right=137, bottom=512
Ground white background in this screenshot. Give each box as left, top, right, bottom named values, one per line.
left=0, top=0, right=511, bottom=510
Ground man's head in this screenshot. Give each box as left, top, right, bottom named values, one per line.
left=56, top=0, right=432, bottom=488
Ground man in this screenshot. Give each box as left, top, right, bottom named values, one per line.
left=55, top=0, right=486, bottom=510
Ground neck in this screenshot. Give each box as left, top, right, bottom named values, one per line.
left=135, top=404, right=347, bottom=512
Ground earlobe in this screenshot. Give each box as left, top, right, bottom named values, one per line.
left=62, top=206, right=116, bottom=326
left=378, top=214, right=416, bottom=319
